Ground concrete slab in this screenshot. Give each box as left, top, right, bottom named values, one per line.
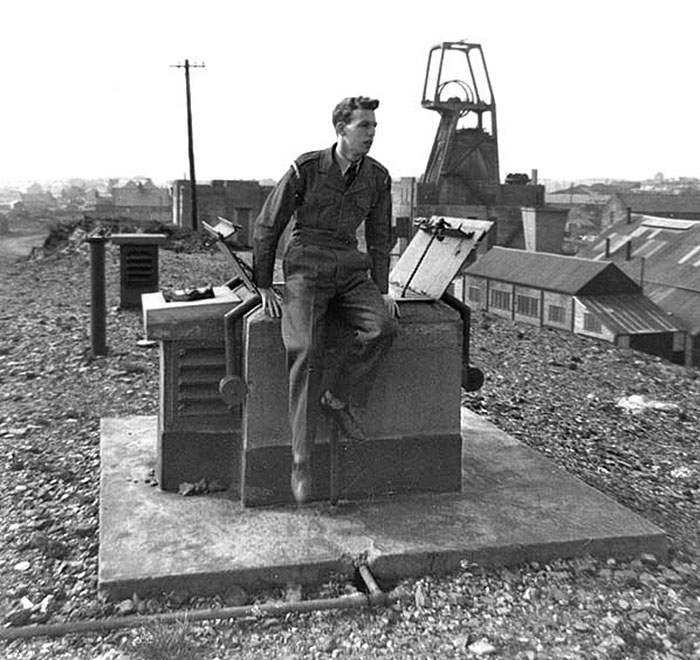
left=99, top=410, right=668, bottom=600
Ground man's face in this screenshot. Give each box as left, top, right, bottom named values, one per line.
left=337, top=109, right=377, bottom=160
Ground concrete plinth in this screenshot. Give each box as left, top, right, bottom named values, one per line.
left=98, top=410, right=667, bottom=600
left=241, top=301, right=464, bottom=506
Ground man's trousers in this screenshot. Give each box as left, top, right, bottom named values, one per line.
left=281, top=243, right=399, bottom=464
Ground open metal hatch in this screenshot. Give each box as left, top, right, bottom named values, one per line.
left=389, top=216, right=493, bottom=300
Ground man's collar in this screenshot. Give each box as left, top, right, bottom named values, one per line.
left=331, top=143, right=362, bottom=176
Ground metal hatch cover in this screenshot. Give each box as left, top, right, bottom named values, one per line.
left=389, top=216, right=493, bottom=300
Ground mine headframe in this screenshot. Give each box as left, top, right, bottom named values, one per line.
left=419, top=40, right=500, bottom=211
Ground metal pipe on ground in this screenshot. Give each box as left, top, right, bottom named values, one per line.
left=0, top=567, right=393, bottom=641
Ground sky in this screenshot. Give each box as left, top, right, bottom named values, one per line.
left=1, top=0, right=699, bottom=187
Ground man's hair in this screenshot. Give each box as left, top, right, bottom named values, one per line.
left=332, top=96, right=379, bottom=127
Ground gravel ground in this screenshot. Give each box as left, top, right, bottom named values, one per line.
left=1, top=228, right=700, bottom=659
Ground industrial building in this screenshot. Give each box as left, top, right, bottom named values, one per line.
left=577, top=214, right=700, bottom=366
left=601, top=192, right=700, bottom=228
left=455, top=247, right=686, bottom=364
left=171, top=179, right=273, bottom=247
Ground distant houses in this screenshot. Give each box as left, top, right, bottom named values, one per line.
left=91, top=178, right=172, bottom=223
left=20, top=183, right=57, bottom=211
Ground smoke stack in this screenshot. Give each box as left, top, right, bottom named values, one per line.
left=626, top=239, right=633, bottom=261
left=521, top=206, right=568, bottom=253
left=530, top=168, right=538, bottom=186
left=605, top=238, right=610, bottom=258
left=627, top=207, right=632, bottom=224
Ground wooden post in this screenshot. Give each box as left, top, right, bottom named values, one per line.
left=171, top=59, right=205, bottom=231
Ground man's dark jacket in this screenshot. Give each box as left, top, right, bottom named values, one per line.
left=253, top=144, right=392, bottom=293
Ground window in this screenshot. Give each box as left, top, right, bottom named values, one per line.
left=583, top=312, right=602, bottom=333
left=548, top=305, right=565, bottom=324
left=515, top=294, right=539, bottom=318
left=490, top=289, right=511, bottom=310
left=468, top=286, right=481, bottom=304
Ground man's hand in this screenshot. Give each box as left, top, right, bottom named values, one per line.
left=382, top=293, right=400, bottom=318
left=259, top=287, right=282, bottom=318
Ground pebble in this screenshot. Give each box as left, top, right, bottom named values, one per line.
left=660, top=567, right=684, bottom=583
left=614, top=568, right=637, bottom=583
left=318, top=634, right=337, bottom=652
left=223, top=584, right=248, bottom=606
left=285, top=583, right=303, bottom=603
left=73, top=522, right=97, bottom=537
left=414, top=583, right=431, bottom=608
left=116, top=599, right=136, bottom=615
left=640, top=553, right=658, bottom=566
left=639, top=572, right=657, bottom=586
left=468, top=639, right=496, bottom=656
left=602, top=614, right=620, bottom=628
left=13, top=560, right=30, bottom=572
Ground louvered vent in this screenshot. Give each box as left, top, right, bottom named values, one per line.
left=176, top=346, right=230, bottom=418
left=124, top=248, right=157, bottom=285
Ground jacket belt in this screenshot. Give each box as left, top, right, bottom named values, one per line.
left=290, top=228, right=357, bottom=251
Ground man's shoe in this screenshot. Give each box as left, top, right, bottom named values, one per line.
left=291, top=461, right=312, bottom=505
left=320, top=391, right=368, bottom=442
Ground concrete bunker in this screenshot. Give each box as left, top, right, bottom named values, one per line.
left=142, top=216, right=492, bottom=506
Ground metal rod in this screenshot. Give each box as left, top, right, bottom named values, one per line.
left=329, top=423, right=340, bottom=506
left=358, top=565, right=382, bottom=598
left=87, top=236, right=107, bottom=356
left=1, top=568, right=394, bottom=641
left=0, top=592, right=371, bottom=641
left=401, top=220, right=447, bottom=297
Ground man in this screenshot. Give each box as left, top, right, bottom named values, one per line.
left=253, top=96, right=400, bottom=505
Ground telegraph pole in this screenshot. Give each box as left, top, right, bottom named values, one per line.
left=171, top=59, right=205, bottom=231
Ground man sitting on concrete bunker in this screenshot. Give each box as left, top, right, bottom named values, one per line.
left=252, top=96, right=400, bottom=505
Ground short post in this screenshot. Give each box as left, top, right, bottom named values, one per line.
left=87, top=235, right=107, bottom=356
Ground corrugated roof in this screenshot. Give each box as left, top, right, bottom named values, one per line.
left=644, top=284, right=700, bottom=332
left=577, top=215, right=700, bottom=276
left=644, top=242, right=700, bottom=292
left=615, top=193, right=700, bottom=215
left=577, top=294, right=683, bottom=334
left=465, top=247, right=614, bottom=294
left=640, top=216, right=698, bottom=230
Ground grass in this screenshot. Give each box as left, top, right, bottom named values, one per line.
left=128, top=615, right=200, bottom=660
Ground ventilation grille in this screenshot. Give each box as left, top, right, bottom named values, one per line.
left=176, top=346, right=230, bottom=418
left=124, top=249, right=157, bottom=285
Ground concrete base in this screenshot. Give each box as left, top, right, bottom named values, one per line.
left=98, top=410, right=668, bottom=600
